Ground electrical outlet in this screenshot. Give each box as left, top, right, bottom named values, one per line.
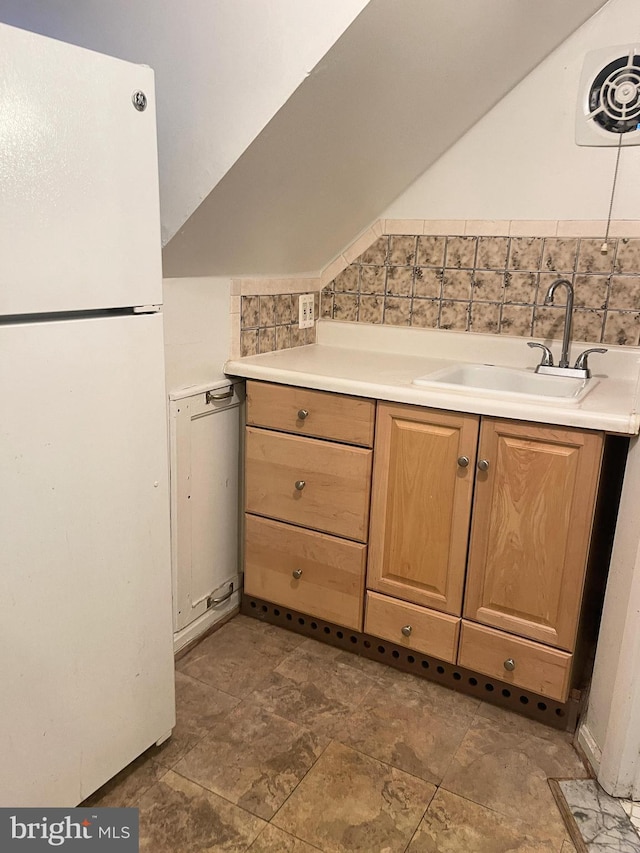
left=298, top=293, right=315, bottom=329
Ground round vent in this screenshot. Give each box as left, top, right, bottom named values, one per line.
left=576, top=45, right=640, bottom=146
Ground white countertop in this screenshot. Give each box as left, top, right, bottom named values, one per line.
left=225, top=321, right=640, bottom=435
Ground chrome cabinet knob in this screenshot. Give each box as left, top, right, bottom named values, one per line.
left=292, top=569, right=303, bottom=579
left=503, top=658, right=516, bottom=672
left=297, top=409, right=309, bottom=420
left=401, top=625, right=412, bottom=637
left=294, top=480, right=306, bottom=491
left=477, top=459, right=490, bottom=472
left=457, top=456, right=470, bottom=468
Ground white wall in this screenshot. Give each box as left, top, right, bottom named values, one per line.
left=0, top=0, right=369, bottom=245
left=162, top=278, right=232, bottom=392
left=383, top=0, right=640, bottom=222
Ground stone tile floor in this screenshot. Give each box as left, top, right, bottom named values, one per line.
left=85, top=614, right=591, bottom=852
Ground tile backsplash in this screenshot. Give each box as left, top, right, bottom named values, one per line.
left=321, top=233, right=640, bottom=346
left=240, top=292, right=319, bottom=356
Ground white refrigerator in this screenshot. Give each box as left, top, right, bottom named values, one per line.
left=0, top=23, right=175, bottom=806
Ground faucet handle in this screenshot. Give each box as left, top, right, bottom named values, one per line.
left=574, top=348, right=607, bottom=375
left=527, top=341, right=554, bottom=367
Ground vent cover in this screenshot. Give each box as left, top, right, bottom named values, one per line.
left=576, top=44, right=640, bottom=146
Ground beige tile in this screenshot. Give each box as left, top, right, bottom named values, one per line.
left=320, top=291, right=333, bottom=319
left=320, top=254, right=349, bottom=286
left=153, top=672, right=240, bottom=769
left=388, top=235, right=418, bottom=265
left=538, top=273, right=572, bottom=305
left=413, top=268, right=443, bottom=299
left=464, top=219, right=510, bottom=236
left=567, top=309, right=604, bottom=345
left=230, top=279, right=242, bottom=296
left=475, top=701, right=579, bottom=746
left=603, top=310, right=640, bottom=346
left=332, top=292, right=359, bottom=322
left=82, top=749, right=167, bottom=807
left=384, top=296, right=412, bottom=326
left=441, top=715, right=587, bottom=843
left=230, top=294, right=241, bottom=314
left=359, top=265, right=386, bottom=294
left=542, top=238, right=579, bottom=274
left=416, top=235, right=446, bottom=267
left=384, top=218, right=425, bottom=235
left=561, top=841, right=578, bottom=852
left=615, top=238, right=640, bottom=274
left=359, top=294, right=384, bottom=324
left=275, top=294, right=293, bottom=323
left=241, top=330, right=259, bottom=357
left=333, top=265, right=359, bottom=293
left=476, top=236, right=509, bottom=270
left=556, top=221, right=608, bottom=237
left=533, top=305, right=566, bottom=341
left=500, top=304, right=534, bottom=336
left=609, top=221, right=640, bottom=238
left=439, top=300, right=470, bottom=331
left=371, top=218, right=384, bottom=237
left=386, top=265, right=414, bottom=296
left=472, top=270, right=505, bottom=301
left=259, top=295, right=276, bottom=327
left=138, top=770, right=265, bottom=853
left=445, top=235, right=477, bottom=269
left=174, top=701, right=327, bottom=820
left=276, top=325, right=291, bottom=350
left=407, top=788, right=567, bottom=852
left=423, top=219, right=466, bottom=236
left=573, top=274, right=609, bottom=309
left=242, top=295, right=260, bottom=329
left=248, top=644, right=375, bottom=739
left=577, top=239, right=616, bottom=274
left=470, top=302, right=501, bottom=334
left=509, top=220, right=558, bottom=237
left=272, top=741, right=436, bottom=853
left=347, top=232, right=387, bottom=265
left=504, top=272, right=538, bottom=304
left=411, top=298, right=440, bottom=328
left=228, top=313, right=241, bottom=359
left=442, top=269, right=473, bottom=300
left=508, top=237, right=544, bottom=271
left=290, top=323, right=308, bottom=347
left=336, top=676, right=475, bottom=785
left=247, top=824, right=320, bottom=853
left=177, top=617, right=302, bottom=699
left=609, top=275, right=640, bottom=310
left=258, top=326, right=276, bottom=354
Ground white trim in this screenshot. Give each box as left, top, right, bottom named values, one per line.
left=577, top=721, right=602, bottom=775
left=173, top=594, right=240, bottom=654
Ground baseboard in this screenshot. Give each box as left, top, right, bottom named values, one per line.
left=576, top=721, right=602, bottom=777
left=173, top=592, right=240, bottom=654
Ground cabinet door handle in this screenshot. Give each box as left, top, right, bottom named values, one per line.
left=457, top=456, right=470, bottom=468
left=503, top=658, right=516, bottom=672
left=297, top=409, right=309, bottom=420
left=477, top=459, right=490, bottom=472
left=401, top=625, right=412, bottom=637
left=295, top=480, right=306, bottom=491
left=292, top=569, right=303, bottom=579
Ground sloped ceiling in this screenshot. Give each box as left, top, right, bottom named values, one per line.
left=163, top=0, right=609, bottom=277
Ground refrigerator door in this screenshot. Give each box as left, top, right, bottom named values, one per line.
left=0, top=313, right=175, bottom=806
left=0, top=23, right=162, bottom=315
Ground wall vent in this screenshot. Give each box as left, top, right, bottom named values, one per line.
left=576, top=44, right=640, bottom=146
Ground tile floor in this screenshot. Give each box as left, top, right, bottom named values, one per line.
left=86, top=614, right=591, bottom=852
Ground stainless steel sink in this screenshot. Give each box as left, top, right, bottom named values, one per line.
left=412, top=364, right=595, bottom=405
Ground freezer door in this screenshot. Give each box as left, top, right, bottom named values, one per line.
left=0, top=314, right=175, bottom=806
left=0, top=23, right=162, bottom=314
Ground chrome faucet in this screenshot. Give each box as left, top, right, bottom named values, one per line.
left=543, top=278, right=573, bottom=368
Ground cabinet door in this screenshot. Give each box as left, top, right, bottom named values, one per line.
left=367, top=403, right=479, bottom=615
left=464, top=418, right=603, bottom=650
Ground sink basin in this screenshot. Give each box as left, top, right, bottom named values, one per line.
left=413, top=364, right=595, bottom=405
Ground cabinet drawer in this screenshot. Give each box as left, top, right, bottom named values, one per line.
left=247, top=380, right=375, bottom=447
left=364, top=591, right=460, bottom=663
left=244, top=515, right=366, bottom=630
left=458, top=621, right=572, bottom=702
left=245, top=427, right=372, bottom=541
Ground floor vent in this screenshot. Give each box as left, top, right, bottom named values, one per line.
left=241, top=596, right=580, bottom=732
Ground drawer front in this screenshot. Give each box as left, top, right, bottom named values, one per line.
left=244, top=515, right=366, bottom=630
left=458, top=621, right=572, bottom=702
left=364, top=591, right=460, bottom=663
left=247, top=380, right=375, bottom=447
left=245, top=427, right=372, bottom=541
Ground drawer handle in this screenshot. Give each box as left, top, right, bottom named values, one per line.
left=295, top=480, right=306, bottom=491
left=292, top=569, right=303, bottom=580
left=477, top=459, right=490, bottom=472
left=401, top=625, right=412, bottom=637
left=297, top=409, right=309, bottom=420
left=503, top=658, right=516, bottom=672
left=457, top=456, right=470, bottom=468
